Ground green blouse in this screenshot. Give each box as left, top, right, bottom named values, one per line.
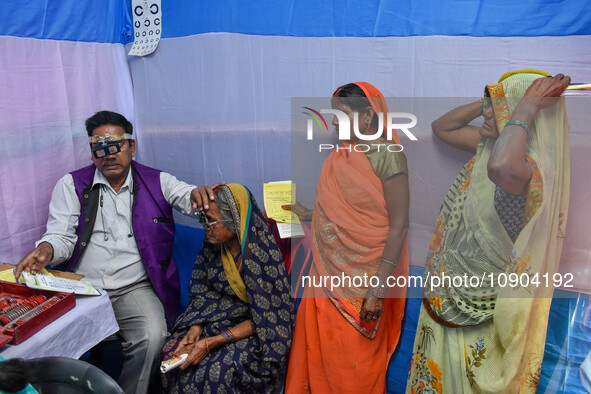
left=363, top=142, right=408, bottom=182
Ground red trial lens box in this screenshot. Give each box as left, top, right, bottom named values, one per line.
left=0, top=281, right=75, bottom=348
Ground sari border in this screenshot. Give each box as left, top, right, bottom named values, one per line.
left=486, top=82, right=511, bottom=131
left=325, top=288, right=381, bottom=339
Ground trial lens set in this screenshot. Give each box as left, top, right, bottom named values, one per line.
left=0, top=294, right=65, bottom=328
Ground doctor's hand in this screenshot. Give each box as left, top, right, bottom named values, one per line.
left=14, top=242, right=54, bottom=279
left=191, top=182, right=226, bottom=211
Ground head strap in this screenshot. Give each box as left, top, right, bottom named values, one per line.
left=89, top=133, right=133, bottom=144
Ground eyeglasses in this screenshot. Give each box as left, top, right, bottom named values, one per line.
left=196, top=209, right=230, bottom=229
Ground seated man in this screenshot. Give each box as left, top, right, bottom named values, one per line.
left=15, top=110, right=215, bottom=394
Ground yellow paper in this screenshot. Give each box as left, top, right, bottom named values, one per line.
left=263, top=181, right=301, bottom=224
left=566, top=83, right=591, bottom=90
left=0, top=267, right=53, bottom=283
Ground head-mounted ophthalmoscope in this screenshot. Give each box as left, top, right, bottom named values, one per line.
left=89, top=133, right=133, bottom=159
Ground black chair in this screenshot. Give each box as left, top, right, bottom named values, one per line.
left=25, top=356, right=124, bottom=393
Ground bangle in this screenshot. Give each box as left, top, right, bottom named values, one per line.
left=227, top=327, right=237, bottom=342
left=221, top=330, right=233, bottom=343
left=204, top=336, right=210, bottom=354
left=368, top=286, right=388, bottom=298
left=368, top=278, right=388, bottom=298
left=381, top=258, right=398, bottom=268
left=505, top=120, right=530, bottom=134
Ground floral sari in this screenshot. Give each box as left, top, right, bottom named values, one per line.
left=407, top=71, right=570, bottom=393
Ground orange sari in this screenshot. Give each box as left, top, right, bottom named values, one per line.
left=286, top=82, right=409, bottom=393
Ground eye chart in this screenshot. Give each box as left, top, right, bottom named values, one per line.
left=128, top=0, right=162, bottom=56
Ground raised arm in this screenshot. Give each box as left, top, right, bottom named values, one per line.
left=432, top=100, right=483, bottom=154
left=487, top=74, right=570, bottom=195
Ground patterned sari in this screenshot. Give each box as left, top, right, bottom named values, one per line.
left=286, top=82, right=410, bottom=393
left=161, top=184, right=295, bottom=393
left=407, top=71, right=570, bottom=393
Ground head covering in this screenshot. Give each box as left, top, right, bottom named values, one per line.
left=219, top=184, right=251, bottom=253
left=353, top=82, right=389, bottom=118
left=334, top=81, right=402, bottom=144
left=311, top=82, right=409, bottom=338
left=171, top=184, right=295, bottom=391
left=216, top=184, right=252, bottom=302
left=420, top=70, right=570, bottom=391
left=287, top=83, right=410, bottom=393
left=497, top=68, right=551, bottom=83
left=486, top=69, right=553, bottom=133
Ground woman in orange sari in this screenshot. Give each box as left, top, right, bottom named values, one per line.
left=286, top=82, right=410, bottom=393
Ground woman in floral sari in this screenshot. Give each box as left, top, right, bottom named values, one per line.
left=161, top=184, right=295, bottom=393
left=407, top=71, right=571, bottom=393
left=286, top=82, right=410, bottom=393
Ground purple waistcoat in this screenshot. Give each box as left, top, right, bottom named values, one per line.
left=57, top=162, right=180, bottom=323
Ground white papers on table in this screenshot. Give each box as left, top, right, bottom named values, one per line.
left=20, top=272, right=100, bottom=296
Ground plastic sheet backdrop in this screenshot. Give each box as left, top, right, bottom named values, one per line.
left=1, top=2, right=591, bottom=393
left=128, top=32, right=591, bottom=294
left=1, top=0, right=591, bottom=292
left=0, top=38, right=134, bottom=263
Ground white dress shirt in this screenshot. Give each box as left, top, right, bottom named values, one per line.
left=38, top=167, right=196, bottom=290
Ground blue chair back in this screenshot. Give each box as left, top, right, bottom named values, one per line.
left=173, top=224, right=206, bottom=314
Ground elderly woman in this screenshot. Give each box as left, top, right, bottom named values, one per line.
left=161, top=184, right=295, bottom=393
left=286, top=82, right=410, bottom=393
left=406, top=71, right=570, bottom=393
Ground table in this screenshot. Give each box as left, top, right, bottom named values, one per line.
left=0, top=288, right=118, bottom=359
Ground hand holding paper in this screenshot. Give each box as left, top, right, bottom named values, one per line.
left=263, top=181, right=305, bottom=238
left=263, top=181, right=300, bottom=224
